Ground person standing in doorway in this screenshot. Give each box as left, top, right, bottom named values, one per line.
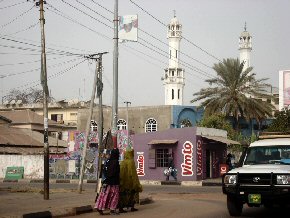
left=95, top=148, right=120, bottom=215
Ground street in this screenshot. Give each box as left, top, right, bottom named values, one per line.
left=69, top=191, right=289, bottom=218
left=1, top=183, right=288, bottom=218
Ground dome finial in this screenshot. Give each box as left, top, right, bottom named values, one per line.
left=244, top=22, right=247, bottom=31
left=173, top=9, right=176, bottom=17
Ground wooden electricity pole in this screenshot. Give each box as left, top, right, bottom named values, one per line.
left=78, top=52, right=107, bottom=193
left=35, top=0, right=50, bottom=200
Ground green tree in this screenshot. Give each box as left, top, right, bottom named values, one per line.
left=197, top=113, right=236, bottom=140
left=191, top=58, right=274, bottom=130
left=267, top=108, right=290, bottom=132
left=197, top=113, right=243, bottom=152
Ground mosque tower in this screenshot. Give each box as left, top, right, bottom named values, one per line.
left=163, top=13, right=185, bottom=105
left=239, top=23, right=252, bottom=70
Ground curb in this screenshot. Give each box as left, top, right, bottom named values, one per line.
left=202, top=182, right=222, bottom=186
left=1, top=179, right=222, bottom=186
left=17, top=197, right=153, bottom=217
left=1, top=179, right=97, bottom=184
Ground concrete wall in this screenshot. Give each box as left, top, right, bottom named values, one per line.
left=77, top=105, right=173, bottom=134
left=0, top=155, right=43, bottom=179
left=132, top=127, right=198, bottom=181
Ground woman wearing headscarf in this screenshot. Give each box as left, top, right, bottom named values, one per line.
left=95, top=148, right=120, bottom=215
left=119, top=148, right=143, bottom=213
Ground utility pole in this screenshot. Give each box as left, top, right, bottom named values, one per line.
left=95, top=53, right=105, bottom=193
left=124, top=101, right=131, bottom=148
left=78, top=52, right=108, bottom=194
left=35, top=0, right=49, bottom=200
left=112, top=0, right=119, bottom=149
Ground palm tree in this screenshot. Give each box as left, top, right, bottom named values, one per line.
left=191, top=58, right=274, bottom=130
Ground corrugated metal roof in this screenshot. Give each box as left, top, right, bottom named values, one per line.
left=0, top=126, right=67, bottom=147
left=0, top=110, right=59, bottom=125
left=148, top=139, right=178, bottom=145
left=202, top=136, right=240, bottom=145
left=0, top=146, right=66, bottom=155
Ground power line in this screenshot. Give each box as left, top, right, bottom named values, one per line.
left=0, top=57, right=82, bottom=78
left=0, top=5, right=35, bottom=28
left=60, top=0, right=113, bottom=29
left=1, top=22, right=39, bottom=37
left=128, top=0, right=222, bottom=62
left=0, top=55, right=68, bottom=67
left=49, top=0, right=215, bottom=84
left=2, top=59, right=86, bottom=95
left=0, top=36, right=85, bottom=57
left=0, top=1, right=27, bottom=10
left=89, top=0, right=214, bottom=73
left=46, top=3, right=111, bottom=41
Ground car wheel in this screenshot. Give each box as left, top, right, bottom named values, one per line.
left=227, top=195, right=243, bottom=217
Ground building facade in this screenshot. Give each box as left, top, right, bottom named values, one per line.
left=132, top=127, right=237, bottom=182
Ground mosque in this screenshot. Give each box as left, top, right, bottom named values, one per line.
left=77, top=16, right=257, bottom=182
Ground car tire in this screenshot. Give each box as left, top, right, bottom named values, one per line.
left=227, top=195, right=243, bottom=217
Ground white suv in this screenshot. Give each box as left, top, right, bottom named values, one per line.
left=222, top=136, right=290, bottom=216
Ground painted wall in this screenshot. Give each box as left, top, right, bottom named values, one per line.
left=132, top=127, right=198, bottom=181
left=48, top=131, right=99, bottom=179
left=0, top=155, right=43, bottom=179
left=172, top=105, right=203, bottom=128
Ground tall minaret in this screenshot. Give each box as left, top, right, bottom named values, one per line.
left=239, top=23, right=252, bottom=70
left=163, top=12, right=185, bottom=105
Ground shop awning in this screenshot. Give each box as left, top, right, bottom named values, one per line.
left=148, top=139, right=178, bottom=145
left=201, top=136, right=240, bottom=145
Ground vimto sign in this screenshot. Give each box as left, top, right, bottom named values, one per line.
left=181, top=141, right=194, bottom=176
left=136, top=152, right=145, bottom=176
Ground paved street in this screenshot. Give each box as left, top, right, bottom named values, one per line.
left=1, top=183, right=289, bottom=217
left=71, top=191, right=290, bottom=218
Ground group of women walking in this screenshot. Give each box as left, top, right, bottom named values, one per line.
left=94, top=147, right=142, bottom=215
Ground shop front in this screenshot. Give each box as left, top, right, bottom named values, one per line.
left=132, top=127, right=239, bottom=182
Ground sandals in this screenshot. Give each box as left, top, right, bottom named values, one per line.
left=110, top=210, right=120, bottom=215
left=119, top=208, right=127, bottom=213
left=96, top=209, right=104, bottom=215
left=131, top=207, right=138, bottom=212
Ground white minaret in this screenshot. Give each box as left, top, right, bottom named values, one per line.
left=239, top=23, right=252, bottom=70
left=163, top=13, right=185, bottom=105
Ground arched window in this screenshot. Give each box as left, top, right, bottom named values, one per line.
left=117, top=119, right=127, bottom=130
left=178, top=89, right=180, bottom=99
left=172, top=89, right=174, bottom=100
left=90, top=120, right=98, bottom=132
left=145, top=118, right=157, bottom=132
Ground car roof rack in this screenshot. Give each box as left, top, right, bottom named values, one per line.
left=258, top=131, right=290, bottom=139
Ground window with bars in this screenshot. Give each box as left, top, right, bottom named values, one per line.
left=90, top=120, right=98, bottom=132
left=145, top=118, right=157, bottom=132
left=156, top=149, right=169, bottom=167
left=117, top=119, right=127, bottom=130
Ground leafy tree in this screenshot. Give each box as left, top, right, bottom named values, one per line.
left=197, top=113, right=243, bottom=152
left=191, top=58, right=274, bottom=130
left=197, top=113, right=236, bottom=140
left=266, top=108, right=290, bottom=132
left=3, top=88, right=54, bottom=104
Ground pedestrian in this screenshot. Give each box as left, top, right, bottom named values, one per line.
left=119, top=148, right=143, bottom=213
left=226, top=153, right=233, bottom=170
left=94, top=148, right=120, bottom=215
left=165, top=153, right=177, bottom=181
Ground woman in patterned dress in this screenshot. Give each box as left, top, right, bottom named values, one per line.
left=95, top=148, right=120, bottom=215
